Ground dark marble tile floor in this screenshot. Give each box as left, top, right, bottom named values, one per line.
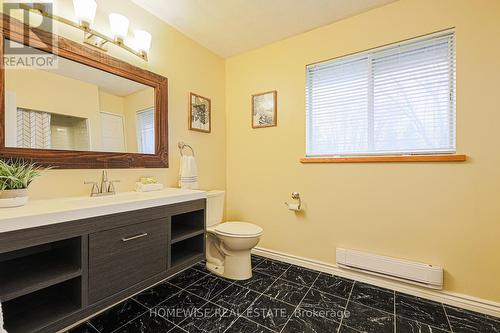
left=68, top=255, right=500, bottom=333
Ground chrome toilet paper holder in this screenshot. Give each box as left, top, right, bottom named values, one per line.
left=285, top=192, right=302, bottom=210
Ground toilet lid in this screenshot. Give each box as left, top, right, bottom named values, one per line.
left=214, top=222, right=263, bottom=237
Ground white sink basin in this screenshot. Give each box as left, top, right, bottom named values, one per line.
left=0, top=188, right=207, bottom=234
left=67, top=193, right=146, bottom=207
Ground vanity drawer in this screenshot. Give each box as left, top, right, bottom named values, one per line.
left=88, top=219, right=167, bottom=303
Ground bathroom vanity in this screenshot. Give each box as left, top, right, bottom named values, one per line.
left=0, top=189, right=206, bottom=333
left=0, top=14, right=207, bottom=333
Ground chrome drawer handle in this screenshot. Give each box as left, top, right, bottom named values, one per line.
left=121, top=232, right=148, bottom=242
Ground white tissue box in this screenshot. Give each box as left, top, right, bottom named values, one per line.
left=135, top=182, right=164, bottom=192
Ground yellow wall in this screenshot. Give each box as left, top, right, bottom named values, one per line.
left=225, top=0, right=500, bottom=301
left=99, top=91, right=124, bottom=116
left=123, top=89, right=155, bottom=152
left=3, top=0, right=498, bottom=303
left=99, top=89, right=155, bottom=152
left=18, top=0, right=226, bottom=199
left=6, top=70, right=154, bottom=152
left=5, top=68, right=102, bottom=149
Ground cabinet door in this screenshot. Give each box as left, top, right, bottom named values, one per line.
left=89, top=219, right=167, bottom=303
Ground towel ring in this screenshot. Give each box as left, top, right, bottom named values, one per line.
left=178, top=142, right=195, bottom=156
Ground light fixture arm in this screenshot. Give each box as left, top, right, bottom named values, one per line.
left=19, top=3, right=149, bottom=61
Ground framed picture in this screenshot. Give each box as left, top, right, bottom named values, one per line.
left=252, top=90, right=277, bottom=128
left=189, top=92, right=211, bottom=133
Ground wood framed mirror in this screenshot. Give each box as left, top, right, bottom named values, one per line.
left=0, top=14, right=168, bottom=169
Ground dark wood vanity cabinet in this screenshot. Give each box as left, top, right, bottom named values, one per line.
left=89, top=219, right=168, bottom=303
left=0, top=199, right=206, bottom=333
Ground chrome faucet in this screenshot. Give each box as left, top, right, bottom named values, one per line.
left=85, top=171, right=120, bottom=197
left=100, top=170, right=110, bottom=194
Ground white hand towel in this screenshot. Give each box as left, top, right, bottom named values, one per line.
left=0, top=300, right=7, bottom=333
left=179, top=155, right=198, bottom=189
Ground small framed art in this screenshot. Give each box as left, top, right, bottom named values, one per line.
left=252, top=90, right=277, bottom=128
left=189, top=92, right=211, bottom=133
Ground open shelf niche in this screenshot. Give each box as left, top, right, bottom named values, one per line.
left=3, top=278, right=82, bottom=333
left=0, top=238, right=83, bottom=333
left=170, top=209, right=205, bottom=268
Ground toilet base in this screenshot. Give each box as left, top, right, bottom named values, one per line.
left=206, top=262, right=224, bottom=276
left=205, top=226, right=262, bottom=281
left=206, top=250, right=253, bottom=280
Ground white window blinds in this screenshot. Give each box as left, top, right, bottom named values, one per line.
left=136, top=108, right=155, bottom=154
left=306, top=32, right=455, bottom=157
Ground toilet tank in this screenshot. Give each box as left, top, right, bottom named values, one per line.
left=206, top=190, right=225, bottom=227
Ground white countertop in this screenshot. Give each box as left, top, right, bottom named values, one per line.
left=0, top=188, right=207, bottom=234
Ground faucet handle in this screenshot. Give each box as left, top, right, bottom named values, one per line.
left=108, top=180, right=120, bottom=193
left=84, top=181, right=99, bottom=196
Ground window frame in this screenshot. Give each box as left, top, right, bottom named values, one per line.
left=136, top=107, right=155, bottom=154
left=305, top=30, right=460, bottom=161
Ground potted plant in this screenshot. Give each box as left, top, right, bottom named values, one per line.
left=0, top=159, right=47, bottom=207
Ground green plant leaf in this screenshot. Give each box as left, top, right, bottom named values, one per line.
left=0, top=159, right=49, bottom=190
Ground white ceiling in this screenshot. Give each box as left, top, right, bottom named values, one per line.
left=8, top=40, right=149, bottom=96
left=47, top=56, right=150, bottom=96
left=132, top=0, right=397, bottom=57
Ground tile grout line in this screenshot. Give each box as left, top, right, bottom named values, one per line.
left=183, top=281, right=240, bottom=332
left=95, top=266, right=210, bottom=333
left=128, top=268, right=215, bottom=332
left=258, top=257, right=425, bottom=320
left=393, top=290, right=397, bottom=333
left=219, top=296, right=265, bottom=333
left=222, top=260, right=294, bottom=333
left=275, top=265, right=308, bottom=333
left=90, top=258, right=460, bottom=333
left=339, top=291, right=396, bottom=317
left=392, top=291, right=455, bottom=333
left=86, top=259, right=403, bottom=333
left=442, top=303, right=455, bottom=333
left=394, top=314, right=454, bottom=333
left=229, top=262, right=372, bottom=332
left=85, top=285, right=154, bottom=333
left=163, top=269, right=238, bottom=328
left=308, top=275, right=400, bottom=317
left=86, top=300, right=147, bottom=333
left=77, top=257, right=466, bottom=333
left=181, top=258, right=273, bottom=333
left=221, top=260, right=293, bottom=333
left=278, top=271, right=322, bottom=333
left=231, top=261, right=300, bottom=308
left=198, top=262, right=455, bottom=333
left=108, top=298, right=150, bottom=333
left=252, top=257, right=265, bottom=269
left=249, top=265, right=298, bottom=306
left=336, top=278, right=356, bottom=333
left=87, top=321, right=100, bottom=333
left=269, top=270, right=397, bottom=317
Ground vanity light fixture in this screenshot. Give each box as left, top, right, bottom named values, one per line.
left=109, top=13, right=129, bottom=44
left=18, top=1, right=152, bottom=61
left=72, top=0, right=97, bottom=29
left=134, top=30, right=152, bottom=58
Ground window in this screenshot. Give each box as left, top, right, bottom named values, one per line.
left=136, top=108, right=155, bottom=154
left=306, top=32, right=455, bottom=157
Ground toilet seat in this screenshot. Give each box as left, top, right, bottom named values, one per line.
left=213, top=221, right=263, bottom=238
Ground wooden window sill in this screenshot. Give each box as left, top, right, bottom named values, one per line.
left=300, top=155, right=467, bottom=163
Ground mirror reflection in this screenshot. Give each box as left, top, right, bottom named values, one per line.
left=4, top=40, right=155, bottom=154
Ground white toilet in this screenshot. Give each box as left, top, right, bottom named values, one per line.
left=205, top=190, right=263, bottom=280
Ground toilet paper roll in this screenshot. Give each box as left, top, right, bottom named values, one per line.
left=287, top=203, right=300, bottom=211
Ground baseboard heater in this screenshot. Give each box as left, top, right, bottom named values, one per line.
left=336, top=248, right=443, bottom=289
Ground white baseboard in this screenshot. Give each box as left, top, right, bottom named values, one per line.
left=252, top=247, right=500, bottom=318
